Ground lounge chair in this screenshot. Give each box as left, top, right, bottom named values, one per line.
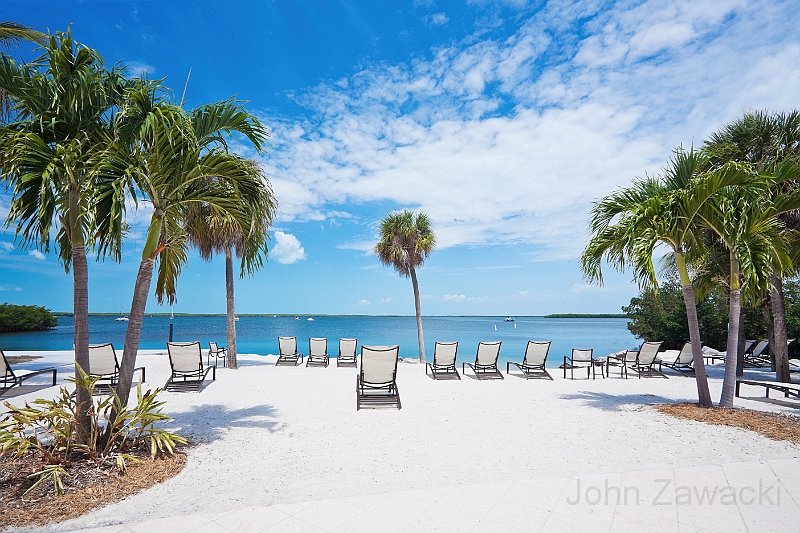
left=605, top=349, right=638, bottom=379
left=426, top=341, right=460, bottom=380
left=563, top=349, right=597, bottom=380
left=630, top=341, right=666, bottom=378
left=1, top=350, right=57, bottom=397
left=507, top=341, right=552, bottom=380
left=661, top=342, right=694, bottom=376
left=337, top=338, right=358, bottom=367
left=207, top=341, right=227, bottom=368
left=356, top=345, right=401, bottom=410
left=744, top=340, right=770, bottom=368
left=276, top=336, right=304, bottom=366
left=307, top=337, right=330, bottom=367
left=165, top=342, right=215, bottom=392
left=462, top=341, right=503, bottom=379
left=88, top=343, right=145, bottom=392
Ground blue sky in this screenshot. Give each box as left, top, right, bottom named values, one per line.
left=1, top=0, right=799, bottom=315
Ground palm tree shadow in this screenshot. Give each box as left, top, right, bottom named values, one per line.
left=560, top=391, right=687, bottom=411
left=160, top=403, right=283, bottom=444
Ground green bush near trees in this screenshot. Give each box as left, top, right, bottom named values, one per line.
left=0, top=303, right=58, bottom=332
left=622, top=282, right=775, bottom=350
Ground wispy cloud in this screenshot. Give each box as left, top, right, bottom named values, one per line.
left=0, top=242, right=13, bottom=253
left=261, top=0, right=798, bottom=259
left=359, top=299, right=371, bottom=305
left=28, top=250, right=46, bottom=261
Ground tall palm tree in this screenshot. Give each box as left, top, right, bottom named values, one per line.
left=374, top=210, right=436, bottom=363
left=703, top=110, right=800, bottom=383
left=104, top=85, right=271, bottom=410
left=185, top=186, right=276, bottom=369
left=697, top=163, right=800, bottom=407
left=0, top=31, right=128, bottom=437
left=0, top=21, right=46, bottom=125
left=582, top=149, right=749, bottom=407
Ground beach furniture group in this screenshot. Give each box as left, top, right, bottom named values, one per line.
left=0, top=349, right=58, bottom=397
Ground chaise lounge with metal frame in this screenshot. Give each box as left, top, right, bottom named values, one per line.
left=660, top=341, right=694, bottom=376
left=337, top=338, right=358, bottom=367
left=88, top=343, right=145, bottom=393
left=356, top=345, right=401, bottom=410
left=630, top=341, right=666, bottom=378
left=165, top=341, right=216, bottom=392
left=276, top=336, right=304, bottom=366
left=744, top=340, right=770, bottom=368
left=507, top=341, right=552, bottom=380
left=563, top=349, right=597, bottom=380
left=307, top=337, right=330, bottom=367
left=1, top=349, right=58, bottom=397
left=462, top=341, right=503, bottom=379
left=605, top=349, right=638, bottom=379
left=207, top=341, right=227, bottom=368
left=426, top=341, right=460, bottom=380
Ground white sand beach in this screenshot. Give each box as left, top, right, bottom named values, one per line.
left=2, top=351, right=800, bottom=532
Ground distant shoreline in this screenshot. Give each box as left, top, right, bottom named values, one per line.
left=50, top=313, right=628, bottom=318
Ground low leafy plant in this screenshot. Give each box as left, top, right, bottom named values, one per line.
left=0, top=365, right=186, bottom=496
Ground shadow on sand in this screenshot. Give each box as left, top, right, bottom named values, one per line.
left=162, top=403, right=283, bottom=444
left=559, top=390, right=689, bottom=411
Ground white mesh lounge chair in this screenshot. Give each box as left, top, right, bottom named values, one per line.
left=276, top=336, right=304, bottom=366
left=605, top=349, right=639, bottom=379
left=88, top=343, right=145, bottom=392
left=207, top=341, right=227, bottom=368
left=661, top=342, right=694, bottom=376
left=507, top=341, right=552, bottom=380
left=307, top=337, right=330, bottom=367
left=630, top=341, right=666, bottom=378
left=337, top=338, right=358, bottom=367
left=1, top=350, right=57, bottom=397
left=563, top=349, right=598, bottom=380
left=165, top=342, right=215, bottom=392
left=426, top=341, right=460, bottom=380
left=462, top=342, right=503, bottom=379
left=356, top=345, right=401, bottom=410
left=744, top=340, right=770, bottom=368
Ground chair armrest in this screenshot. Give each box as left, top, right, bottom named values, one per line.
left=134, top=366, right=146, bottom=383
left=17, top=367, right=58, bottom=386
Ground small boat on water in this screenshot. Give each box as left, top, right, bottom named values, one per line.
left=307, top=317, right=314, bottom=321
left=234, top=316, right=240, bottom=321
left=116, top=305, right=128, bottom=322
left=295, top=316, right=300, bottom=320
left=505, top=317, right=514, bottom=322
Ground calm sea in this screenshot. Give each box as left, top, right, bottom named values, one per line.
left=0, top=315, right=637, bottom=368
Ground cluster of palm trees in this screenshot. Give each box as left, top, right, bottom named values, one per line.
left=0, top=25, right=276, bottom=432
left=582, top=111, right=800, bottom=408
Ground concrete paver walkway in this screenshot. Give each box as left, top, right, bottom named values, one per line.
left=69, top=458, right=800, bottom=533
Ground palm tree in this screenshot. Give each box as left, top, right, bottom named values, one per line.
left=374, top=210, right=436, bottom=363
left=0, top=21, right=46, bottom=125
left=703, top=110, right=800, bottom=383
left=104, top=85, right=271, bottom=410
left=582, top=149, right=749, bottom=407
left=185, top=187, right=276, bottom=369
left=696, top=163, right=800, bottom=407
left=0, top=31, right=128, bottom=437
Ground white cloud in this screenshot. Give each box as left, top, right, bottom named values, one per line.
left=444, top=294, right=468, bottom=302
left=381, top=297, right=393, bottom=303
left=261, top=0, right=799, bottom=260
left=359, top=299, right=371, bottom=305
left=126, top=61, right=155, bottom=78
left=428, top=13, right=449, bottom=25
left=0, top=242, right=13, bottom=253
left=28, top=250, right=46, bottom=261
left=271, top=231, right=307, bottom=264
left=14, top=287, right=21, bottom=291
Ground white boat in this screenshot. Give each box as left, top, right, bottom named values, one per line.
left=295, top=316, right=300, bottom=320
left=307, top=317, right=314, bottom=321
left=505, top=317, right=514, bottom=322
left=115, top=316, right=128, bottom=322
left=234, top=316, right=240, bottom=321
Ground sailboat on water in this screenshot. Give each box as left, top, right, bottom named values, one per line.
left=116, top=304, right=128, bottom=322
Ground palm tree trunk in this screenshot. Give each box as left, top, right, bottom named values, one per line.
left=761, top=297, right=776, bottom=371
left=736, top=304, right=745, bottom=377
left=225, top=249, right=237, bottom=369
left=720, top=254, right=742, bottom=408
left=770, top=274, right=791, bottom=382
left=675, top=251, right=712, bottom=407
left=72, top=244, right=91, bottom=442
left=114, top=258, right=155, bottom=410
left=409, top=266, right=425, bottom=363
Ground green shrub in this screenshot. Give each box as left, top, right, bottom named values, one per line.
left=0, top=366, right=186, bottom=495
left=0, top=303, right=58, bottom=332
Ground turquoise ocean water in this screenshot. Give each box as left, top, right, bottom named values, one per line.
left=1, top=315, right=637, bottom=368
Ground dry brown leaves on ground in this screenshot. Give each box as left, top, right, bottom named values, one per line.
left=5, top=355, right=42, bottom=364
left=656, top=402, right=800, bottom=443
left=0, top=444, right=186, bottom=529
